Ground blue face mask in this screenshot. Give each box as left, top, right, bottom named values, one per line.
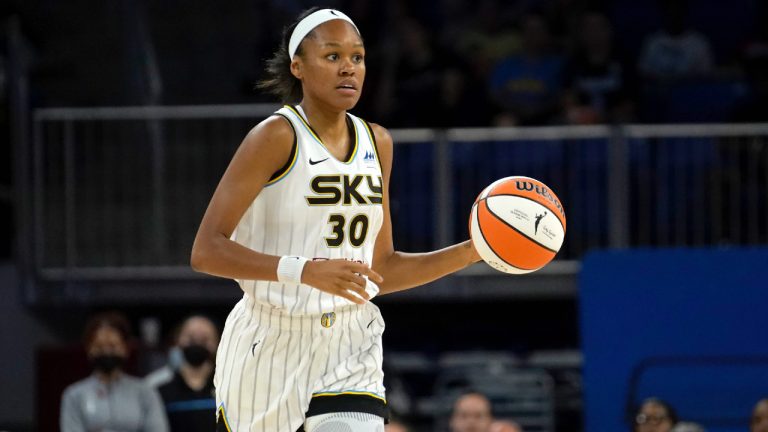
left=168, top=346, right=184, bottom=370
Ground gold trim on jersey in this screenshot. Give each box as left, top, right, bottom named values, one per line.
left=265, top=113, right=299, bottom=186
left=312, top=390, right=387, bottom=404
left=217, top=405, right=233, bottom=432
left=284, top=105, right=359, bottom=164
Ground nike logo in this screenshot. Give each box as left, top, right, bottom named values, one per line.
left=309, top=157, right=329, bottom=165
left=251, top=341, right=260, bottom=356
left=367, top=318, right=376, bottom=328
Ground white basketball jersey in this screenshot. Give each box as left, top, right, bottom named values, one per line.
left=231, top=105, right=384, bottom=315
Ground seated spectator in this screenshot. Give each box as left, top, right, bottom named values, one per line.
left=491, top=419, right=523, bottom=432
left=450, top=391, right=493, bottom=432
left=151, top=315, right=220, bottom=432
left=385, top=418, right=411, bottom=432
left=638, top=0, right=713, bottom=79
left=454, top=0, right=520, bottom=70
left=60, top=311, right=169, bottom=432
left=634, top=397, right=678, bottom=432
left=384, top=17, right=443, bottom=127
left=752, top=398, right=768, bottom=432
left=489, top=12, right=565, bottom=125
left=671, top=422, right=705, bottom=432
left=564, top=11, right=634, bottom=124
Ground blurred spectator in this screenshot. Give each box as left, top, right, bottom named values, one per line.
left=60, top=311, right=169, bottom=432
left=385, top=418, right=411, bottom=432
left=543, top=0, right=593, bottom=51
left=149, top=315, right=220, bottom=432
left=563, top=10, right=634, bottom=124
left=429, top=58, right=498, bottom=127
left=671, top=422, right=705, bottom=432
left=638, top=0, right=714, bottom=79
left=381, top=17, right=444, bottom=127
left=429, top=0, right=515, bottom=127
left=454, top=0, right=520, bottom=72
left=489, top=12, right=565, bottom=125
left=752, top=398, right=768, bottom=432
left=449, top=391, right=493, bottom=432
left=634, top=397, right=678, bottom=432
left=490, top=419, right=523, bottom=432
left=736, top=5, right=768, bottom=122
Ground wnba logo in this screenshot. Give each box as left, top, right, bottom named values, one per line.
left=320, top=312, right=336, bottom=328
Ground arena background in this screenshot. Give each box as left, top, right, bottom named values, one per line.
left=2, top=0, right=768, bottom=431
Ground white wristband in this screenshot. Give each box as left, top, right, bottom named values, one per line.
left=277, top=256, right=308, bottom=284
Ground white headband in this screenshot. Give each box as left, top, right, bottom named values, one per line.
left=288, top=9, right=360, bottom=60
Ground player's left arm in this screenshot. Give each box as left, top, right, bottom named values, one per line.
left=370, top=124, right=482, bottom=295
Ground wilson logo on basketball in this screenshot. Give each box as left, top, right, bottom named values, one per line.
left=515, top=180, right=565, bottom=218
left=470, top=176, right=566, bottom=274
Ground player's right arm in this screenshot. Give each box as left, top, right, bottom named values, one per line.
left=190, top=116, right=378, bottom=304
left=190, top=116, right=291, bottom=281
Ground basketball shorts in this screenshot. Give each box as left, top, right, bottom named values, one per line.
left=214, top=296, right=387, bottom=432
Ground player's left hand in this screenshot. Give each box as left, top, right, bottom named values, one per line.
left=301, top=259, right=383, bottom=304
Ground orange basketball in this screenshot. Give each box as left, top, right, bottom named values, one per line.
left=469, top=176, right=566, bottom=274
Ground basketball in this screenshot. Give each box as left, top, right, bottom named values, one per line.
left=469, top=176, right=566, bottom=274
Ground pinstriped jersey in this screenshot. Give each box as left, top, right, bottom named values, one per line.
left=231, top=105, right=384, bottom=315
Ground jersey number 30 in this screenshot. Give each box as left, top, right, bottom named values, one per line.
left=325, top=214, right=369, bottom=247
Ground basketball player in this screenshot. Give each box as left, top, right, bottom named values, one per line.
left=191, top=8, right=481, bottom=431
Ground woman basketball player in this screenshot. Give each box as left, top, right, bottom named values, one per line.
left=191, top=8, right=481, bottom=431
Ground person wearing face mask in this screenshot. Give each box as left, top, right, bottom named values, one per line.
left=60, top=311, right=169, bottom=432
left=155, top=315, right=220, bottom=432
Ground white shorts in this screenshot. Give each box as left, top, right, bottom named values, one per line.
left=214, top=295, right=387, bottom=432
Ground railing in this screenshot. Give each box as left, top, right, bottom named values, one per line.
left=31, top=104, right=768, bottom=281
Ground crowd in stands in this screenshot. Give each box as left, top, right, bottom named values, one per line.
left=338, top=0, right=768, bottom=127
left=57, top=311, right=768, bottom=432
left=370, top=0, right=768, bottom=126
left=4, top=0, right=768, bottom=126
left=59, top=311, right=218, bottom=432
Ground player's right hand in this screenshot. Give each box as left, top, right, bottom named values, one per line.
left=301, top=259, right=384, bottom=305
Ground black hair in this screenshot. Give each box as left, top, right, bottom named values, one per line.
left=450, top=390, right=493, bottom=416
left=635, top=398, right=679, bottom=426
left=171, top=313, right=222, bottom=344
left=82, top=311, right=133, bottom=348
left=257, top=7, right=322, bottom=104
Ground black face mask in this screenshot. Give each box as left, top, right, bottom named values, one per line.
left=182, top=344, right=211, bottom=367
left=91, top=354, right=124, bottom=374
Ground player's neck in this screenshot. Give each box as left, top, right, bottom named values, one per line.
left=299, top=100, right=349, bottom=153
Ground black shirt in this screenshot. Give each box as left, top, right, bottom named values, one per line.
left=158, top=371, right=216, bottom=432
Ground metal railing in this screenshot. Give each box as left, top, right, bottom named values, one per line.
left=30, top=104, right=768, bottom=280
